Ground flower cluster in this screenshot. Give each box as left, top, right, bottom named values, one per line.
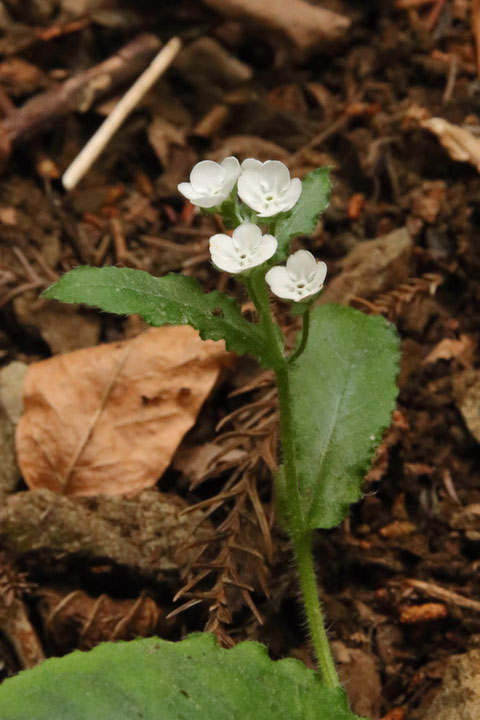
left=178, top=157, right=326, bottom=302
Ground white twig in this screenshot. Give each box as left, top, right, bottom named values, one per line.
left=62, top=36, right=182, bottom=191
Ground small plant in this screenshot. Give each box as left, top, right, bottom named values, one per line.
left=0, top=158, right=400, bottom=720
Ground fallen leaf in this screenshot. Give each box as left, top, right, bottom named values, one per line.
left=14, top=292, right=100, bottom=354
left=423, top=335, right=475, bottom=367
left=452, top=370, right=480, bottom=443
left=331, top=642, right=382, bottom=718
left=208, top=135, right=289, bottom=164
left=201, top=0, right=350, bottom=52
left=16, top=326, right=228, bottom=495
left=421, top=117, right=480, bottom=172
left=320, top=227, right=413, bottom=305
left=36, top=587, right=169, bottom=652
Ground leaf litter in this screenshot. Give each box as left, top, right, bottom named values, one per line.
left=0, top=0, right=480, bottom=717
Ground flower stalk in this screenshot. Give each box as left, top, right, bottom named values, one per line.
left=247, top=269, right=339, bottom=688
left=179, top=155, right=338, bottom=686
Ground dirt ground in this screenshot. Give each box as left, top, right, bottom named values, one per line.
left=1, top=1, right=480, bottom=719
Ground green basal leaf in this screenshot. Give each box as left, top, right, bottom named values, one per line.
left=0, top=634, right=365, bottom=720
left=274, top=167, right=332, bottom=260
left=289, top=304, right=400, bottom=530
left=43, top=266, right=274, bottom=367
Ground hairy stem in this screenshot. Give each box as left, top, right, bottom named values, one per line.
left=292, top=531, right=339, bottom=688
left=244, top=270, right=339, bottom=686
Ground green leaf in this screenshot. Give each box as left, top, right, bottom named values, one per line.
left=42, top=266, right=274, bottom=367
left=0, top=634, right=365, bottom=720
left=289, top=304, right=400, bottom=529
left=274, top=167, right=332, bottom=260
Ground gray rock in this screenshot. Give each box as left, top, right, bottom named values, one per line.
left=420, top=651, right=480, bottom=720
left=0, top=361, right=27, bottom=498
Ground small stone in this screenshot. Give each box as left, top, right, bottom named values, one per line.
left=0, top=361, right=27, bottom=499
left=420, top=650, right=480, bottom=720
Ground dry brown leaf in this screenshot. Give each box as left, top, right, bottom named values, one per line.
left=201, top=0, right=350, bottom=52
left=320, top=227, right=413, bottom=305
left=14, top=293, right=100, bottom=354
left=208, top=136, right=289, bottom=164
left=423, top=335, right=475, bottom=367
left=16, top=326, right=228, bottom=496
left=452, top=370, right=480, bottom=443
left=421, top=117, right=480, bottom=172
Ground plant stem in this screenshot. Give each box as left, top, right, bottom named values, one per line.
left=288, top=308, right=310, bottom=364
left=244, top=270, right=340, bottom=687
left=246, top=271, right=284, bottom=363
left=292, top=531, right=340, bottom=688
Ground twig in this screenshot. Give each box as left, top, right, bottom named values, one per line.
left=424, top=0, right=447, bottom=32
left=0, top=34, right=163, bottom=154
left=62, top=37, right=182, bottom=190
left=0, top=599, right=45, bottom=668
left=405, top=578, right=480, bottom=612
left=473, top=0, right=480, bottom=78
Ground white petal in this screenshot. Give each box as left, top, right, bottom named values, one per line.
left=177, top=182, right=198, bottom=201
left=209, top=234, right=241, bottom=273
left=265, top=266, right=296, bottom=300
left=257, top=234, right=278, bottom=262
left=286, top=250, right=317, bottom=282
left=190, top=160, right=223, bottom=192
left=261, top=161, right=290, bottom=193
left=313, top=260, right=327, bottom=287
left=232, top=222, right=262, bottom=252
left=237, top=172, right=265, bottom=212
left=220, top=156, right=240, bottom=180
left=177, top=183, right=218, bottom=208
left=240, top=158, right=262, bottom=172
left=279, top=177, right=302, bottom=211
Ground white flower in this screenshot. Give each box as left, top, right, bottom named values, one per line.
left=178, top=157, right=240, bottom=208
left=209, top=223, right=277, bottom=274
left=265, top=250, right=327, bottom=302
left=237, top=159, right=302, bottom=217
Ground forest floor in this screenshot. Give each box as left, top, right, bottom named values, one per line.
left=1, top=1, right=480, bottom=718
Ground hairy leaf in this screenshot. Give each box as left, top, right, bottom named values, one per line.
left=0, top=634, right=364, bottom=720
left=43, top=266, right=273, bottom=366
left=289, top=304, right=400, bottom=529
left=274, top=167, right=332, bottom=260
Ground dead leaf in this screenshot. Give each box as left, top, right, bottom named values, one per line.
left=36, top=587, right=170, bottom=652
left=208, top=135, right=289, bottom=164
left=423, top=335, right=475, bottom=367
left=175, top=37, right=252, bottom=88
left=14, top=292, right=100, bottom=354
left=201, top=0, right=350, bottom=52
left=452, top=370, right=480, bottom=443
left=421, top=117, right=480, bottom=172
left=320, top=227, right=413, bottom=305
left=331, top=641, right=382, bottom=718
left=16, top=326, right=228, bottom=496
